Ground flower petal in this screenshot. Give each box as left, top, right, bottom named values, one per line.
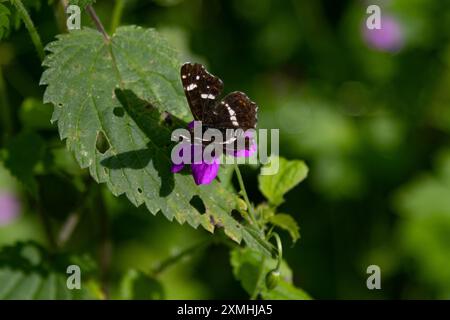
left=234, top=140, right=257, bottom=157
left=191, top=158, right=220, bottom=185
left=171, top=163, right=185, bottom=173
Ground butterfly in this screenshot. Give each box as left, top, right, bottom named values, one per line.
left=180, top=62, right=258, bottom=150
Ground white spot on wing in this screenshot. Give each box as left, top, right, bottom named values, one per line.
left=225, top=103, right=239, bottom=126
left=201, top=93, right=215, bottom=99
left=187, top=84, right=197, bottom=91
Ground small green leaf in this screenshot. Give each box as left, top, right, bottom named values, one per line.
left=230, top=248, right=311, bottom=300
left=258, top=156, right=308, bottom=206
left=3, top=131, right=45, bottom=195
left=255, top=203, right=275, bottom=221
left=119, top=269, right=164, bottom=300
left=269, top=214, right=300, bottom=244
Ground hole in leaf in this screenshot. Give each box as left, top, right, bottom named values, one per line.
left=231, top=209, right=243, bottom=222
left=190, top=195, right=206, bottom=215
left=161, top=111, right=173, bottom=126
left=137, top=188, right=143, bottom=194
left=113, top=107, right=125, bottom=117
left=96, top=130, right=110, bottom=154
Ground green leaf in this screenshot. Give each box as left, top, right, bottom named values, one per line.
left=119, top=269, right=164, bottom=299
left=269, top=214, right=300, bottom=244
left=217, top=164, right=235, bottom=192
left=2, top=0, right=42, bottom=36
left=40, top=27, right=272, bottom=256
left=255, top=203, right=275, bottom=221
left=230, top=248, right=311, bottom=300
left=0, top=241, right=100, bottom=299
left=3, top=131, right=45, bottom=195
left=258, top=156, right=308, bottom=206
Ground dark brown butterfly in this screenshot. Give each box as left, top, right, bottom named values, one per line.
left=181, top=63, right=258, bottom=132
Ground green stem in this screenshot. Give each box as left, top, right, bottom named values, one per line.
left=86, top=4, right=110, bottom=41
left=110, top=0, right=125, bottom=34
left=151, top=240, right=211, bottom=276
left=53, top=0, right=69, bottom=33
left=270, top=232, right=283, bottom=270
left=10, top=0, right=44, bottom=61
left=57, top=211, right=81, bottom=248
left=0, top=67, right=13, bottom=144
left=234, top=164, right=259, bottom=228
left=250, top=255, right=267, bottom=300
left=250, top=232, right=283, bottom=299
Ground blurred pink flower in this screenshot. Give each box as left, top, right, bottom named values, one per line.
left=363, top=15, right=404, bottom=52
left=0, top=191, right=21, bottom=226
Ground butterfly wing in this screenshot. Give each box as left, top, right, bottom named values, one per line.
left=204, top=91, right=258, bottom=131
left=181, top=63, right=224, bottom=121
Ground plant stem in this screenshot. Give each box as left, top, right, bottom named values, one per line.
left=110, top=0, right=125, bottom=34
left=54, top=0, right=69, bottom=32
left=0, top=67, right=13, bottom=144
left=151, top=240, right=211, bottom=276
left=86, top=4, right=110, bottom=41
left=250, top=255, right=267, bottom=300
left=234, top=164, right=259, bottom=227
left=270, top=232, right=283, bottom=270
left=57, top=211, right=80, bottom=248
left=250, top=232, right=283, bottom=299
left=10, top=0, right=45, bottom=61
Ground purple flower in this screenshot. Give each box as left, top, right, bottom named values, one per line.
left=363, top=15, right=404, bottom=52
left=0, top=191, right=21, bottom=226
left=171, top=121, right=256, bottom=185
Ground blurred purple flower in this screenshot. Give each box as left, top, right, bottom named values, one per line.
left=363, top=15, right=404, bottom=52
left=0, top=191, right=21, bottom=226
left=171, top=121, right=256, bottom=185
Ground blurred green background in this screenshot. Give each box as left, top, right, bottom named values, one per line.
left=1, top=0, right=450, bottom=299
